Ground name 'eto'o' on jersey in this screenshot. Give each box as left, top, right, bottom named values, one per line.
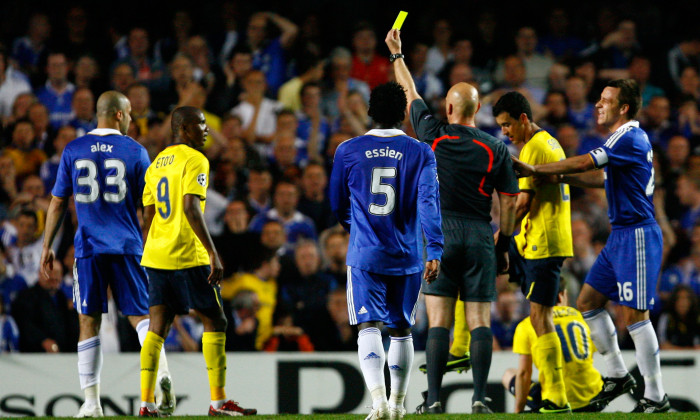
left=329, top=128, right=443, bottom=276
left=51, top=128, right=151, bottom=257
left=589, top=120, right=655, bottom=228
left=513, top=306, right=603, bottom=410
left=141, top=143, right=210, bottom=270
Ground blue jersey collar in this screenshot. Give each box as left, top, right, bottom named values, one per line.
left=366, top=128, right=405, bottom=137
left=614, top=120, right=639, bottom=134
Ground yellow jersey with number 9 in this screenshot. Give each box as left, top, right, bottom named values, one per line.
left=141, top=144, right=210, bottom=270
left=513, top=306, right=603, bottom=410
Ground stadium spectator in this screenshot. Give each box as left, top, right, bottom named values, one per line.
left=245, top=167, right=273, bottom=216
left=163, top=314, right=202, bottom=352
left=36, top=52, right=75, bottom=129
left=538, top=8, right=586, bottom=60
left=260, top=220, right=290, bottom=258
left=540, top=91, right=571, bottom=134
left=320, top=227, right=348, bottom=286
left=321, top=47, right=370, bottom=119
left=120, top=27, right=165, bottom=87
left=437, top=40, right=479, bottom=94
left=215, top=200, right=260, bottom=277
left=337, top=89, right=372, bottom=137
left=296, top=81, right=331, bottom=162
left=212, top=46, right=253, bottom=116
left=628, top=55, right=665, bottom=107
left=223, top=289, right=259, bottom=352
left=641, top=96, right=677, bottom=148
left=565, top=217, right=598, bottom=284
left=678, top=98, right=700, bottom=138
left=72, top=55, right=103, bottom=93
left=278, top=59, right=325, bottom=112
left=513, top=26, right=554, bottom=90
left=0, top=156, right=17, bottom=214
left=221, top=247, right=279, bottom=350
left=491, top=290, right=521, bottom=351
left=582, top=19, right=641, bottom=78
left=58, top=7, right=95, bottom=62
left=675, top=66, right=700, bottom=105
left=11, top=261, right=79, bottom=353
left=126, top=82, right=156, bottom=136
left=350, top=22, right=389, bottom=90
left=231, top=70, right=282, bottom=147
left=68, top=87, right=97, bottom=137
left=245, top=12, right=298, bottom=95
left=495, top=55, right=545, bottom=112
left=11, top=13, right=51, bottom=84
left=27, top=102, right=53, bottom=154
left=565, top=75, right=596, bottom=133
left=4, top=92, right=36, bottom=128
left=0, top=297, right=19, bottom=352
left=297, top=162, right=335, bottom=232
left=110, top=62, right=136, bottom=94
left=425, top=19, right=452, bottom=76
left=675, top=173, right=700, bottom=235
left=250, top=181, right=316, bottom=244
left=307, top=287, right=356, bottom=351
left=666, top=35, right=700, bottom=93
left=408, top=42, right=444, bottom=110
left=263, top=305, right=314, bottom=352
left=658, top=247, right=700, bottom=304
left=185, top=35, right=219, bottom=93
left=153, top=10, right=194, bottom=66
left=0, top=46, right=32, bottom=120
left=656, top=285, right=700, bottom=349
left=2, top=119, right=46, bottom=183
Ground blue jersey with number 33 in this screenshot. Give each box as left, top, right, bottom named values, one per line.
left=329, top=129, right=443, bottom=276
left=589, top=121, right=655, bottom=228
left=52, top=128, right=151, bottom=257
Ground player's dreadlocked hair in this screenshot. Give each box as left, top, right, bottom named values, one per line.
left=492, top=91, right=533, bottom=121
left=368, top=81, right=407, bottom=128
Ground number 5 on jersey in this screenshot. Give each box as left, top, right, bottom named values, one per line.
left=369, top=167, right=397, bottom=216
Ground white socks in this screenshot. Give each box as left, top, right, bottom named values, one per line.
left=358, top=327, right=387, bottom=409
left=387, top=335, right=413, bottom=408
left=628, top=320, right=665, bottom=402
left=136, top=319, right=171, bottom=380
left=77, top=336, right=103, bottom=406
left=583, top=309, right=628, bottom=378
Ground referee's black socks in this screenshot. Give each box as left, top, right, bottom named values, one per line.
left=470, top=326, right=493, bottom=403
left=426, top=327, right=450, bottom=406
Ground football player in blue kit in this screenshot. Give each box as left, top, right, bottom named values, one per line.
left=330, top=81, right=443, bottom=420
left=513, top=79, right=669, bottom=413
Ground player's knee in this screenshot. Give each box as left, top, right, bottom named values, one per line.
left=387, top=327, right=411, bottom=337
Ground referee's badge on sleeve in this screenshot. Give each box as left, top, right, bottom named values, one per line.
left=197, top=173, right=207, bottom=187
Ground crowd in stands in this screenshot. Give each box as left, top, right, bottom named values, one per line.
left=0, top=2, right=699, bottom=354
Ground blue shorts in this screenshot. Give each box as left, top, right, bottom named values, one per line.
left=585, top=223, right=662, bottom=311
left=346, top=266, right=421, bottom=329
left=73, top=254, right=149, bottom=316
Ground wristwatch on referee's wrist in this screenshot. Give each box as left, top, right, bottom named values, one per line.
left=389, top=53, right=404, bottom=63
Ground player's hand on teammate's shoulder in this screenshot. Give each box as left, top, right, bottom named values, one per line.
left=208, top=252, right=224, bottom=286
left=423, top=259, right=440, bottom=283
left=385, top=29, right=402, bottom=54
left=511, top=156, right=535, bottom=178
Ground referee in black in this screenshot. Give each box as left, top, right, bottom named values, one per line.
left=386, top=29, right=519, bottom=414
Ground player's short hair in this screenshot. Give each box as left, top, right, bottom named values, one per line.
left=606, top=79, right=642, bottom=119
left=368, top=82, right=407, bottom=128
left=171, top=106, right=201, bottom=134
left=492, top=91, right=533, bottom=121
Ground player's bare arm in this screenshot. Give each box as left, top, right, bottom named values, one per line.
left=497, top=193, right=518, bottom=274
left=561, top=170, right=605, bottom=188
left=183, top=193, right=224, bottom=285
left=385, top=29, right=421, bottom=107
left=512, top=153, right=596, bottom=177
left=142, top=204, right=155, bottom=245
left=514, top=190, right=533, bottom=226
left=40, top=195, right=68, bottom=279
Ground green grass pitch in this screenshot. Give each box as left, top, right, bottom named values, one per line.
left=29, top=413, right=700, bottom=419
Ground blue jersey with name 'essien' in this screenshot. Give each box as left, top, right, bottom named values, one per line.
left=52, top=128, right=151, bottom=257
left=329, top=128, right=443, bottom=276
left=589, top=120, right=656, bottom=228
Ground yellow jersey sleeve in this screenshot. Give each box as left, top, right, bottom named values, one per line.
left=513, top=317, right=534, bottom=355
left=184, top=154, right=209, bottom=199
left=142, top=166, right=155, bottom=206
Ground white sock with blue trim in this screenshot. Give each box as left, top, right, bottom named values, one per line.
left=628, top=320, right=665, bottom=402
left=136, top=319, right=171, bottom=381
left=77, top=336, right=102, bottom=406
left=583, top=308, right=628, bottom=378
left=358, top=327, right=387, bottom=410
left=387, top=335, right=413, bottom=408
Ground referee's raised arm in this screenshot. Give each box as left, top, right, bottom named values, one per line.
left=385, top=29, right=421, bottom=111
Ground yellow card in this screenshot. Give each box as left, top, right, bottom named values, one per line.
left=392, top=11, right=408, bottom=30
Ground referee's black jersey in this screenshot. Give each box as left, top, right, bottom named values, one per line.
left=410, top=99, right=519, bottom=221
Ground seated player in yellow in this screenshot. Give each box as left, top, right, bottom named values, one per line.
left=502, top=277, right=605, bottom=413
left=138, top=106, right=256, bottom=417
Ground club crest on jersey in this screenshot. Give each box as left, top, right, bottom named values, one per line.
left=91, top=142, right=114, bottom=153
left=197, top=173, right=207, bottom=187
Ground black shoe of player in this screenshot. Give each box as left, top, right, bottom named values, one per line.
left=589, top=373, right=637, bottom=408
left=419, top=353, right=471, bottom=374
left=539, top=400, right=572, bottom=414
left=415, top=391, right=443, bottom=414
left=631, top=394, right=671, bottom=413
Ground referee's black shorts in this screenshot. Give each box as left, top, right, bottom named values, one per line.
left=146, top=265, right=222, bottom=315
left=422, top=214, right=496, bottom=302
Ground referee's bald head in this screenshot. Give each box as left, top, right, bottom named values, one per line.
left=446, top=82, right=480, bottom=120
